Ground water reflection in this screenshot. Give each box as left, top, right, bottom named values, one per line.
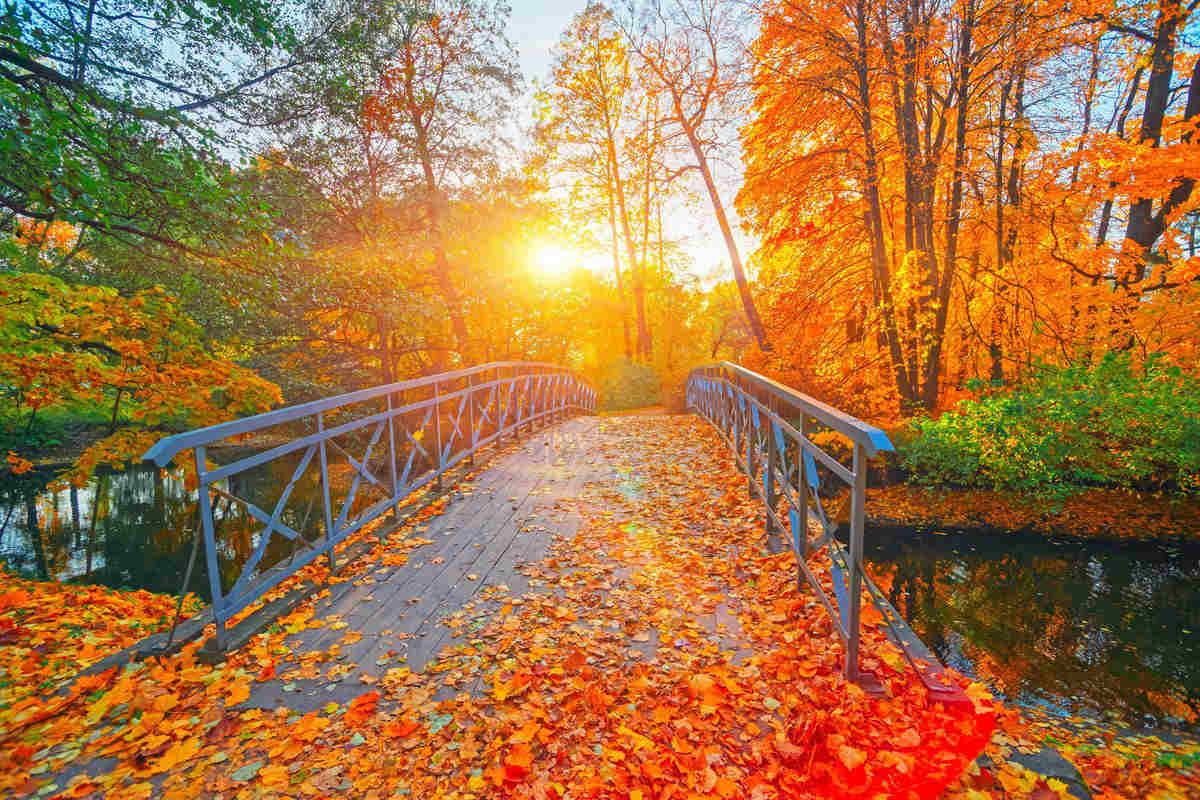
left=867, top=528, right=1200, bottom=730
left=0, top=457, right=378, bottom=602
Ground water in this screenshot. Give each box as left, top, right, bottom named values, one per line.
left=866, top=527, right=1200, bottom=731
left=0, top=458, right=354, bottom=601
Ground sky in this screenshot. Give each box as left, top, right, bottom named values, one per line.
left=505, top=0, right=755, bottom=285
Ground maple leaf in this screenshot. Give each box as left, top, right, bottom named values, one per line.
left=345, top=690, right=381, bottom=725
left=504, top=742, right=534, bottom=782
left=382, top=717, right=420, bottom=738
left=895, top=727, right=921, bottom=749
left=837, top=744, right=868, bottom=771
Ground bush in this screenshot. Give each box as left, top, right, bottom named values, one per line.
left=899, top=354, right=1200, bottom=498
left=601, top=359, right=662, bottom=411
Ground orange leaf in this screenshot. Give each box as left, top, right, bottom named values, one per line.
left=837, top=744, right=867, bottom=771
left=383, top=717, right=420, bottom=738
left=504, top=742, right=534, bottom=782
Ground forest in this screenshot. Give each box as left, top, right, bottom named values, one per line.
left=1, top=0, right=1199, bottom=798
left=1, top=0, right=1198, bottom=496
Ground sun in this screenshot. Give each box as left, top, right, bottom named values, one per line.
left=529, top=240, right=576, bottom=279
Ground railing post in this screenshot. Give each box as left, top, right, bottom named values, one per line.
left=498, top=367, right=507, bottom=444
left=195, top=445, right=225, bottom=650
left=745, top=398, right=756, bottom=493
left=386, top=393, right=399, bottom=531
left=765, top=410, right=781, bottom=553
left=845, top=441, right=867, bottom=683
left=798, top=414, right=809, bottom=560
left=434, top=380, right=444, bottom=490
left=317, top=412, right=336, bottom=572
left=466, top=373, right=476, bottom=466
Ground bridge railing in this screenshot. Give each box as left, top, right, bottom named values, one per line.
left=687, top=363, right=964, bottom=701
left=144, top=361, right=596, bottom=649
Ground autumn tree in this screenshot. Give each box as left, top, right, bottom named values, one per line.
left=360, top=0, right=521, bottom=364
left=740, top=0, right=1089, bottom=411
left=622, top=0, right=772, bottom=353
left=536, top=3, right=654, bottom=360
left=0, top=272, right=281, bottom=484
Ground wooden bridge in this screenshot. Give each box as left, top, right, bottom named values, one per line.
left=140, top=361, right=966, bottom=711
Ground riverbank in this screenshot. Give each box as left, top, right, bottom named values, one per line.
left=866, top=483, right=1200, bottom=543
left=0, top=572, right=202, bottom=713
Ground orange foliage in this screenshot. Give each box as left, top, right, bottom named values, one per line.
left=0, top=273, right=281, bottom=482
left=737, top=0, right=1200, bottom=419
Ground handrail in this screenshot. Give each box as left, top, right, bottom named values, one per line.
left=691, top=362, right=893, bottom=455
left=143, top=362, right=596, bottom=650
left=144, top=361, right=574, bottom=467
left=686, top=364, right=966, bottom=703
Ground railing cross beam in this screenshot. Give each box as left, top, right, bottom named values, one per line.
left=143, top=362, right=596, bottom=655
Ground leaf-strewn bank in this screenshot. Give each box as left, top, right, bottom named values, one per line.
left=0, top=574, right=202, bottom=716
left=866, top=484, right=1200, bottom=543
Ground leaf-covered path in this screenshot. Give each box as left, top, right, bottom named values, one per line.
left=5, top=414, right=999, bottom=798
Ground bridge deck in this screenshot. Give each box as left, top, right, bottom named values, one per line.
left=247, top=414, right=747, bottom=712
left=29, top=413, right=996, bottom=800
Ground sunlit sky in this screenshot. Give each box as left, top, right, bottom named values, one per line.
left=507, top=0, right=755, bottom=285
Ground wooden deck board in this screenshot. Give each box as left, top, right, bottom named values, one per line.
left=247, top=417, right=614, bottom=710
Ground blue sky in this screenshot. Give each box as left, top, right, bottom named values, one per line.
left=508, top=0, right=589, bottom=87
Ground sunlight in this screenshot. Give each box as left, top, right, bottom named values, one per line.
left=529, top=240, right=577, bottom=279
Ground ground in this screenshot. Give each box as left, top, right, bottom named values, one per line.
left=0, top=415, right=1195, bottom=798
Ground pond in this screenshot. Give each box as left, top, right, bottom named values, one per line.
left=866, top=527, right=1200, bottom=733
left=2, top=465, right=1198, bottom=733
left=0, top=458, right=379, bottom=602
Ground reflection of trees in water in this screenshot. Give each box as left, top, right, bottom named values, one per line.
left=0, top=455, right=379, bottom=602
left=870, top=532, right=1200, bottom=726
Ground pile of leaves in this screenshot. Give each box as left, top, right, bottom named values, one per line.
left=0, top=572, right=200, bottom=713
left=945, top=705, right=1200, bottom=800
left=900, top=354, right=1200, bottom=499
left=4, top=416, right=1195, bottom=798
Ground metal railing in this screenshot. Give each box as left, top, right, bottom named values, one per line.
left=687, top=363, right=964, bottom=701
left=144, top=362, right=596, bottom=649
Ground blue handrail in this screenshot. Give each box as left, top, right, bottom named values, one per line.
left=143, top=362, right=596, bottom=649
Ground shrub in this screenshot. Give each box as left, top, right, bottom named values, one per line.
left=899, top=354, right=1200, bottom=498
left=601, top=359, right=661, bottom=411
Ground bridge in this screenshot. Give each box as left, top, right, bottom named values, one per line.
left=140, top=360, right=966, bottom=709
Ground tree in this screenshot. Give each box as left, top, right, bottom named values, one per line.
left=0, top=272, right=281, bottom=485
left=536, top=3, right=652, bottom=360
left=361, top=0, right=521, bottom=363
left=623, top=0, right=772, bottom=352
left=0, top=0, right=317, bottom=261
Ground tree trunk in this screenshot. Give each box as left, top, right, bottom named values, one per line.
left=416, top=151, right=470, bottom=364
left=674, top=102, right=771, bottom=352
left=605, top=131, right=650, bottom=361
left=606, top=172, right=633, bottom=360
left=1096, top=66, right=1144, bottom=246
left=1121, top=2, right=1181, bottom=264
left=404, top=51, right=470, bottom=365
left=638, top=112, right=656, bottom=359
left=920, top=0, right=975, bottom=409
left=854, top=0, right=916, bottom=406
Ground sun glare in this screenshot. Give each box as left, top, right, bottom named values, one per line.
left=530, top=240, right=576, bottom=279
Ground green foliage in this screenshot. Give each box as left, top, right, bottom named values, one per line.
left=601, top=359, right=661, bottom=411
left=0, top=0, right=296, bottom=258
left=900, top=354, right=1200, bottom=498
